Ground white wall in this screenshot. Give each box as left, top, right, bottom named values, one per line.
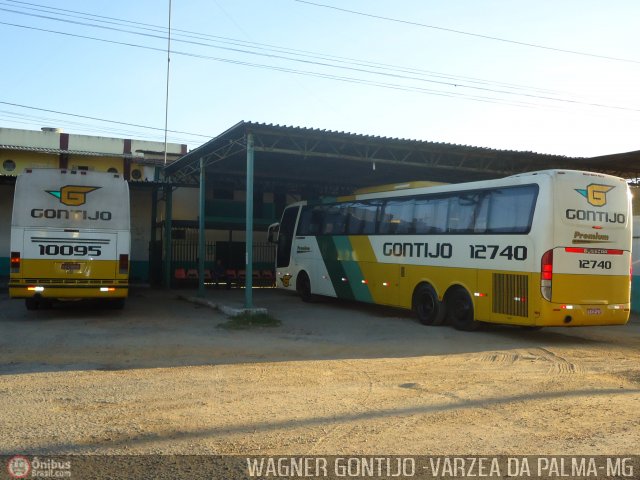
left=129, top=187, right=152, bottom=262
left=157, top=186, right=199, bottom=222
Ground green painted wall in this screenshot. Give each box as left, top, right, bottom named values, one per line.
left=632, top=277, right=640, bottom=314
left=130, top=261, right=149, bottom=284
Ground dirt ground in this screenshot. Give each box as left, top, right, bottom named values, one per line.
left=0, top=288, right=639, bottom=456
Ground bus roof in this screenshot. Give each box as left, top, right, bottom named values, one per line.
left=353, top=180, right=449, bottom=195
left=285, top=169, right=627, bottom=208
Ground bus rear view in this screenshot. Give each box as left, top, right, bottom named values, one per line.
left=539, top=170, right=631, bottom=326
left=9, top=169, right=131, bottom=309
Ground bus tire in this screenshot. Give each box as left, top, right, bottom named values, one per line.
left=25, top=298, right=39, bottom=310
left=413, top=284, right=445, bottom=326
left=296, top=271, right=313, bottom=302
left=107, top=298, right=126, bottom=310
left=39, top=299, right=53, bottom=310
left=446, top=286, right=480, bottom=331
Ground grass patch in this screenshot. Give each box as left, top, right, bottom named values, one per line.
left=218, top=312, right=281, bottom=330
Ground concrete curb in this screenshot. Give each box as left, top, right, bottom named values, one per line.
left=179, top=295, right=268, bottom=317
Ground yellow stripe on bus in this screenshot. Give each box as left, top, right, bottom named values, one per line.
left=14, top=259, right=127, bottom=280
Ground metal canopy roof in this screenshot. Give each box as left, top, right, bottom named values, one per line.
left=166, top=121, right=640, bottom=194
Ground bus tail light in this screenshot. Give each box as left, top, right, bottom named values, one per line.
left=540, top=249, right=553, bottom=301
left=119, top=254, right=129, bottom=274
left=10, top=252, right=20, bottom=273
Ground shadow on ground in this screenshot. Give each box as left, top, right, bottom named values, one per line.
left=0, top=287, right=637, bottom=375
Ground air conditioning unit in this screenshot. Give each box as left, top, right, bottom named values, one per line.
left=129, top=164, right=157, bottom=181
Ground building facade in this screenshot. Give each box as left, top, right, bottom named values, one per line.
left=0, top=127, right=187, bottom=282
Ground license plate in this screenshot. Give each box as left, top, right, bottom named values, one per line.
left=586, top=308, right=602, bottom=315
left=61, top=263, right=81, bottom=271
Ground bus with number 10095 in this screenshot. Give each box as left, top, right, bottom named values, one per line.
left=268, top=169, right=632, bottom=330
left=9, top=168, right=131, bottom=310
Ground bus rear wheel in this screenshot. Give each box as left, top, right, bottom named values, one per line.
left=25, top=298, right=39, bottom=310
left=413, top=284, right=445, bottom=326
left=105, top=298, right=126, bottom=310
left=25, top=297, right=52, bottom=310
left=446, top=287, right=480, bottom=331
left=296, top=272, right=313, bottom=302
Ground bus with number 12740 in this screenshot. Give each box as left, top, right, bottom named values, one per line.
left=268, top=169, right=632, bottom=330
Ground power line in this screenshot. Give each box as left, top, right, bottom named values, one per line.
left=0, top=100, right=212, bottom=139
left=2, top=19, right=638, bottom=115
left=0, top=21, right=557, bottom=111
left=295, top=0, right=640, bottom=65
left=0, top=0, right=576, bottom=97
left=1, top=0, right=638, bottom=147
left=11, top=0, right=636, bottom=117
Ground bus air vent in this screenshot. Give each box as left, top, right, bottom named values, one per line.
left=492, top=273, right=528, bottom=317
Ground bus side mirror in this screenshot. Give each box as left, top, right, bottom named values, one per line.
left=268, top=223, right=280, bottom=243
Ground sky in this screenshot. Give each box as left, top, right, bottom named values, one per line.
left=1, top=0, right=639, bottom=158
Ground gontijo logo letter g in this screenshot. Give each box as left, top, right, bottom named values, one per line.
left=575, top=184, right=614, bottom=207
left=47, top=185, right=100, bottom=206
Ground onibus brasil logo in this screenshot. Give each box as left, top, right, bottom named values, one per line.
left=7, top=456, right=72, bottom=478
left=6, top=455, right=30, bottom=478
left=46, top=185, right=100, bottom=206
left=575, top=183, right=614, bottom=207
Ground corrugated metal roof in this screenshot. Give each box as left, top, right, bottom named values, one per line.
left=0, top=144, right=141, bottom=158
left=166, top=121, right=640, bottom=186
left=238, top=121, right=579, bottom=159
left=169, top=120, right=581, bottom=173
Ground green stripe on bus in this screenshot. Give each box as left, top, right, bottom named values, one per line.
left=316, top=236, right=374, bottom=303
left=316, top=236, right=354, bottom=300
left=332, top=236, right=374, bottom=303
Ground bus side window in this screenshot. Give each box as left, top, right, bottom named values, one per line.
left=346, top=201, right=379, bottom=235
left=296, top=208, right=312, bottom=236
left=415, top=197, right=448, bottom=234
left=298, top=206, right=325, bottom=236
left=323, top=204, right=347, bottom=235
left=362, top=202, right=380, bottom=234
left=473, top=194, right=490, bottom=233
left=311, top=207, right=325, bottom=235
left=345, top=203, right=362, bottom=234
left=446, top=192, right=490, bottom=233
left=487, top=186, right=537, bottom=233
left=447, top=193, right=482, bottom=233
left=379, top=199, right=415, bottom=234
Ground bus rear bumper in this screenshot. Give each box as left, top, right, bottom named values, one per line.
left=536, top=302, right=630, bottom=327
left=9, top=284, right=128, bottom=299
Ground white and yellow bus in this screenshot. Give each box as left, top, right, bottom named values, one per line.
left=269, top=170, right=632, bottom=330
left=9, top=168, right=130, bottom=310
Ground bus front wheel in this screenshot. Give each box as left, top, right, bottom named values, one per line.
left=446, top=287, right=480, bottom=331
left=413, top=284, right=445, bottom=326
left=296, top=272, right=313, bottom=302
